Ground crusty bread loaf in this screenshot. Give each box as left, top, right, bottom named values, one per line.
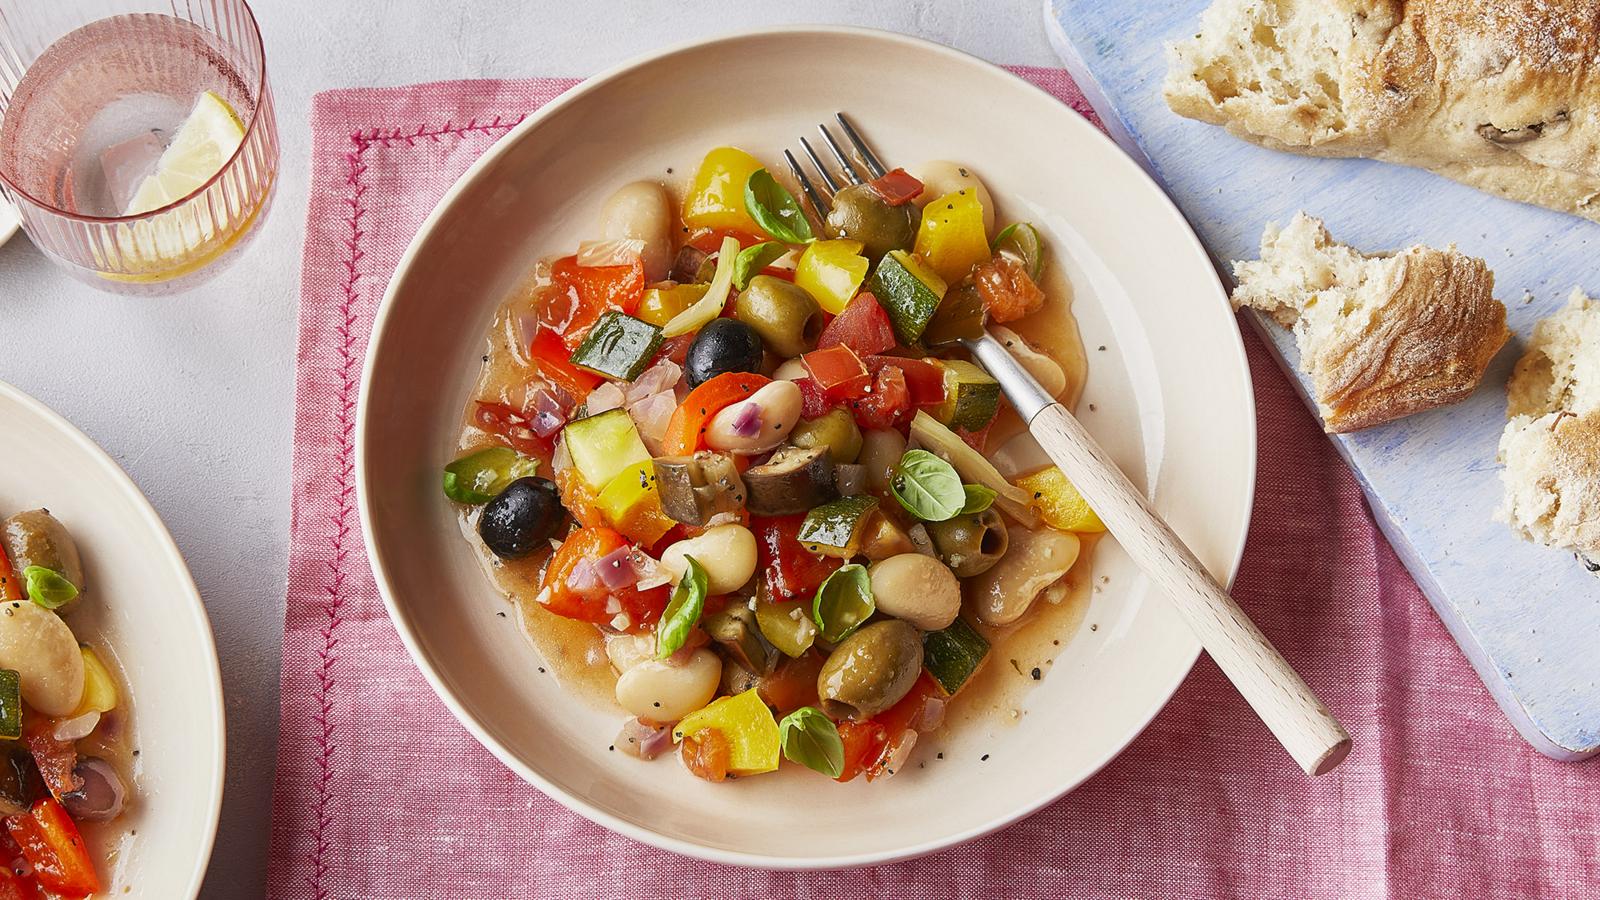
left=1497, top=290, right=1600, bottom=554
left=1165, top=0, right=1600, bottom=223
left=1232, top=213, right=1509, bottom=432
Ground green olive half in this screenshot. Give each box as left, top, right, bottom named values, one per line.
left=925, top=508, right=1009, bottom=577
left=789, top=408, right=863, bottom=464
left=817, top=620, right=924, bottom=720
left=1, top=510, right=84, bottom=610
left=733, top=276, right=824, bottom=358
left=824, top=183, right=919, bottom=260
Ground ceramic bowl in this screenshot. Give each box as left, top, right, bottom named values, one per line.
left=0, top=380, right=224, bottom=895
left=360, top=26, right=1254, bottom=867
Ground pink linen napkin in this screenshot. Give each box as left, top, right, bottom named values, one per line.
left=268, top=69, right=1600, bottom=899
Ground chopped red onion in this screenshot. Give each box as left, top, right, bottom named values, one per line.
left=629, top=550, right=671, bottom=590
left=515, top=311, right=540, bottom=354
left=577, top=238, right=645, bottom=268
left=587, top=381, right=626, bottom=414
left=566, top=559, right=601, bottom=592
left=913, top=696, right=946, bottom=733
left=52, top=711, right=100, bottom=742
left=62, top=758, right=125, bottom=822
left=626, top=361, right=683, bottom=404
left=616, top=717, right=674, bottom=760
left=729, top=402, right=763, bottom=437
left=530, top=389, right=567, bottom=437
left=595, top=545, right=639, bottom=591
left=628, top=390, right=677, bottom=454
left=874, top=730, right=918, bottom=780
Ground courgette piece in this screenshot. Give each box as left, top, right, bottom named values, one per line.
left=869, top=249, right=948, bottom=345
left=921, top=280, right=986, bottom=346
left=743, top=446, right=837, bottom=516
left=568, top=311, right=664, bottom=381
left=0, top=670, right=18, bottom=740
left=932, top=358, right=1002, bottom=432
left=797, top=495, right=879, bottom=558
left=755, top=594, right=818, bottom=658
left=652, top=451, right=747, bottom=525
left=564, top=408, right=651, bottom=491
left=922, top=617, right=989, bottom=695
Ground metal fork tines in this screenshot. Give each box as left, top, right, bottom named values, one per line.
left=784, top=113, right=888, bottom=218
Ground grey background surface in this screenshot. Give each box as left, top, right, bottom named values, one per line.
left=0, top=2, right=1055, bottom=896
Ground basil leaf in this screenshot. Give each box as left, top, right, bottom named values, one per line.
left=733, top=241, right=789, bottom=290
left=812, top=564, right=873, bottom=644
left=22, top=566, right=77, bottom=610
left=443, top=446, right=538, bottom=505
left=960, top=484, right=997, bottom=515
left=778, top=706, right=844, bottom=778
left=657, top=556, right=708, bottom=659
left=890, top=449, right=966, bottom=522
left=744, top=169, right=814, bottom=244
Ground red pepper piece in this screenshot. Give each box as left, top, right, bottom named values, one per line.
left=817, top=292, right=896, bottom=356
left=866, top=168, right=924, bottom=206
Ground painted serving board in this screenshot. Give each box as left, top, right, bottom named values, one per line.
left=1046, top=0, right=1598, bottom=760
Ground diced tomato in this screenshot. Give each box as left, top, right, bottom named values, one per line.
left=540, top=255, right=645, bottom=348
left=757, top=649, right=825, bottom=714
left=973, top=255, right=1045, bottom=324
left=527, top=327, right=602, bottom=400
left=5, top=799, right=99, bottom=897
left=686, top=227, right=765, bottom=255
left=956, top=419, right=995, bottom=453
left=876, top=672, right=946, bottom=738
left=472, top=401, right=553, bottom=458
left=0, top=542, right=20, bottom=602
left=849, top=365, right=911, bottom=431
left=651, top=332, right=696, bottom=367
left=681, top=728, right=732, bottom=782
left=835, top=720, right=890, bottom=783
left=794, top=376, right=832, bottom=419
left=866, top=357, right=945, bottom=408
left=801, top=345, right=871, bottom=400
left=817, top=292, right=896, bottom=356
left=866, top=168, right=924, bottom=206
left=539, top=527, right=669, bottom=631
left=20, top=716, right=77, bottom=803
left=660, top=372, right=771, bottom=455
left=752, top=515, right=841, bottom=600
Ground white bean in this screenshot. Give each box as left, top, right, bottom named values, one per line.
left=704, top=381, right=802, bottom=455
left=906, top=160, right=995, bottom=235
left=0, top=601, right=84, bottom=716
left=869, top=553, right=962, bottom=631
left=990, top=325, right=1066, bottom=399
left=771, top=359, right=808, bottom=381
left=966, top=527, right=1081, bottom=626
left=599, top=181, right=673, bottom=282
left=614, top=649, right=721, bottom=723
left=657, top=524, right=758, bottom=594
left=605, top=632, right=657, bottom=674
left=859, top=429, right=907, bottom=495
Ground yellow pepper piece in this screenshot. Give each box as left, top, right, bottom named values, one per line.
left=913, top=188, right=991, bottom=285
left=595, top=460, right=675, bottom=546
left=1015, top=466, right=1107, bottom=533
left=794, top=239, right=869, bottom=315
left=682, top=146, right=768, bottom=236
left=72, top=646, right=118, bottom=717
left=637, top=283, right=708, bottom=327
left=672, top=688, right=780, bottom=775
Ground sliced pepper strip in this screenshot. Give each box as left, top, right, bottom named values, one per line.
left=660, top=372, right=771, bottom=455
left=5, top=798, right=100, bottom=896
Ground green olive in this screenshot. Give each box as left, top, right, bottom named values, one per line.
left=789, top=409, right=863, bottom=464
left=734, top=276, right=824, bottom=358
left=824, top=183, right=919, bottom=260
left=1, top=510, right=84, bottom=610
left=925, top=508, right=1009, bottom=577
left=816, top=620, right=924, bottom=720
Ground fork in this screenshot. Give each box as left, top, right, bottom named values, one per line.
left=788, top=115, right=1352, bottom=776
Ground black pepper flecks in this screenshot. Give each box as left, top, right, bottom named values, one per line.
left=537, top=667, right=546, bottom=674
left=1030, top=667, right=1042, bottom=681
left=497, top=611, right=507, bottom=618
left=980, top=754, right=990, bottom=761
left=1097, top=345, right=1106, bottom=351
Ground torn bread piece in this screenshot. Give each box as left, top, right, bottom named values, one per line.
left=1164, top=0, right=1600, bottom=223
left=1232, top=213, right=1509, bottom=432
left=1497, top=290, right=1600, bottom=556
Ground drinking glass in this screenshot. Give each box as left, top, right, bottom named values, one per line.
left=0, top=0, right=277, bottom=294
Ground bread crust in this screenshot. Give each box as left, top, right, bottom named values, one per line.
left=1232, top=214, right=1509, bottom=432
left=1167, top=0, right=1600, bottom=221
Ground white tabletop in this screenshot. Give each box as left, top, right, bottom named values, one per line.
left=0, top=2, right=1055, bottom=895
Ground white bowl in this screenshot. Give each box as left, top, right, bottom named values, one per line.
left=360, top=26, right=1254, bottom=867
left=0, top=380, right=224, bottom=896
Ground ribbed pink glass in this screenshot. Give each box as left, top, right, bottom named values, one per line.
left=0, top=0, right=277, bottom=294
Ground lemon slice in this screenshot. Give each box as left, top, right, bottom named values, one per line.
left=125, top=91, right=245, bottom=215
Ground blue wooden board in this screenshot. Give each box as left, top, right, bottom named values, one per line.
left=1046, top=0, right=1599, bottom=760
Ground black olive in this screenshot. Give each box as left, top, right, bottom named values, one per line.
left=478, top=477, right=565, bottom=559
left=684, top=318, right=764, bottom=388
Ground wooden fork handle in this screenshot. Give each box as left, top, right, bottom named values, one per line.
left=1029, top=402, right=1351, bottom=775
